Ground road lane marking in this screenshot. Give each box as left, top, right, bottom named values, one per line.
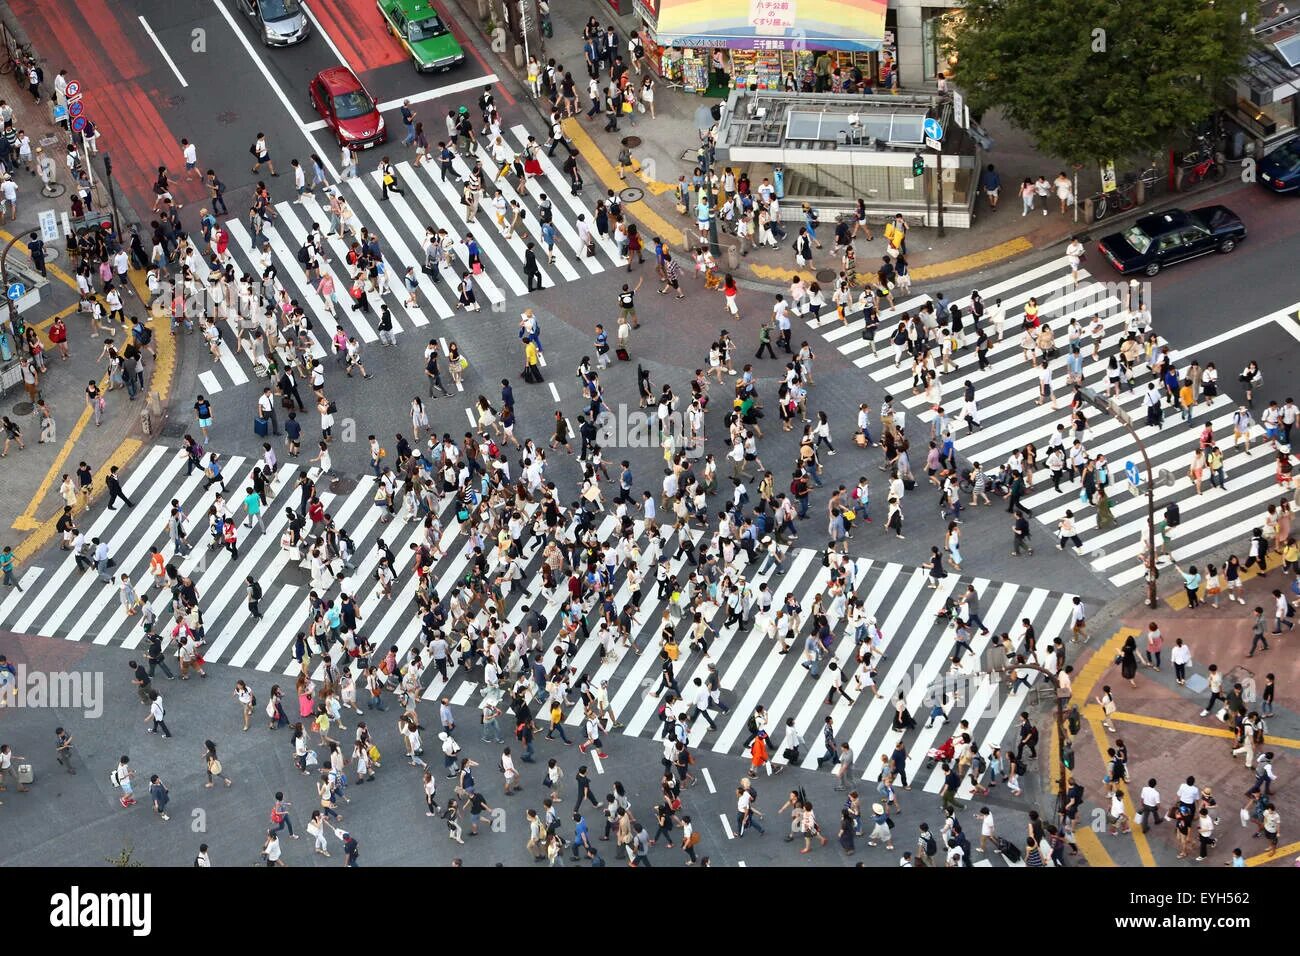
left=210, top=0, right=339, bottom=180
left=138, top=16, right=188, bottom=87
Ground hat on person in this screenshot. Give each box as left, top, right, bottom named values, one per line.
left=438, top=732, right=448, bottom=741
left=872, top=803, right=885, bottom=815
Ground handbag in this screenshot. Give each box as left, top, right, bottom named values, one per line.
left=471, top=261, right=482, bottom=275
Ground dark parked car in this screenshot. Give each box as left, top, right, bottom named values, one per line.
left=1097, top=205, right=1245, bottom=277
left=1259, top=138, right=1300, bottom=194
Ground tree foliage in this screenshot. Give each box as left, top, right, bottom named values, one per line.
left=950, top=0, right=1256, bottom=165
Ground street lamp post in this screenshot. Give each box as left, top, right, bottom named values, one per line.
left=1078, top=387, right=1158, bottom=607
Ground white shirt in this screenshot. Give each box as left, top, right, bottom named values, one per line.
left=980, top=813, right=995, bottom=836
left=1140, top=785, right=1160, bottom=808
left=1176, top=782, right=1200, bottom=805
left=183, top=142, right=197, bottom=165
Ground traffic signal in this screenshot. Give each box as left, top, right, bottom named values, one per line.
left=911, top=153, right=925, bottom=177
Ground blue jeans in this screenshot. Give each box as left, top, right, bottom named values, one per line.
left=738, top=812, right=764, bottom=835
left=546, top=723, right=571, bottom=743
left=272, top=814, right=294, bottom=837
left=797, top=496, right=809, bottom=519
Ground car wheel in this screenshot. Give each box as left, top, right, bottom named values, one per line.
left=1218, top=238, right=1236, bottom=254
left=1144, top=261, right=1161, bottom=277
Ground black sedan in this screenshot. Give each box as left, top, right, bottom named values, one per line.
left=1259, top=138, right=1300, bottom=194
left=1097, top=205, right=1245, bottom=277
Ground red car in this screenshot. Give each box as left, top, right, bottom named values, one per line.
left=309, top=66, right=386, bottom=148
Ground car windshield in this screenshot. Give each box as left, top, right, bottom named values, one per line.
left=259, top=0, right=301, bottom=20
left=407, top=14, right=448, bottom=42
left=332, top=91, right=374, bottom=120
left=1121, top=226, right=1152, bottom=255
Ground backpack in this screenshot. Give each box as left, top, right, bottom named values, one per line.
left=138, top=326, right=153, bottom=345
left=109, top=768, right=122, bottom=789
left=923, top=833, right=938, bottom=856
left=297, top=245, right=310, bottom=265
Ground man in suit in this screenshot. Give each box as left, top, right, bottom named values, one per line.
left=524, top=241, right=543, bottom=292
left=104, top=465, right=133, bottom=510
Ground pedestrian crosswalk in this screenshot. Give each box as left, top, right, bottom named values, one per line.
left=3, top=449, right=1080, bottom=781
left=804, top=256, right=1286, bottom=591
left=185, top=123, right=625, bottom=394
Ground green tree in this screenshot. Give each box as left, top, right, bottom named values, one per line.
left=950, top=0, right=1256, bottom=165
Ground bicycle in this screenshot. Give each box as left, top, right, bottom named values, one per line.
left=0, top=43, right=31, bottom=76
left=1181, top=153, right=1225, bottom=188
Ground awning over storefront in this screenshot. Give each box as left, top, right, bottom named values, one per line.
left=634, top=0, right=886, bottom=52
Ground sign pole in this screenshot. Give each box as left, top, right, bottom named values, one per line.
left=936, top=148, right=945, bottom=238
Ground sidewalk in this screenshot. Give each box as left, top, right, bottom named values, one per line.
left=0, top=41, right=176, bottom=573
left=1067, top=586, right=1300, bottom=868
left=486, top=0, right=1229, bottom=287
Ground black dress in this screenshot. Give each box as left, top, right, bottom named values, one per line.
left=1120, top=636, right=1138, bottom=680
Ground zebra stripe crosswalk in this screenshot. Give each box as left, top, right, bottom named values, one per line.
left=801, top=261, right=1287, bottom=590
left=2, top=459, right=1078, bottom=794
left=185, top=123, right=624, bottom=394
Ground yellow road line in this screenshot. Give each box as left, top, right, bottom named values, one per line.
left=0, top=228, right=79, bottom=291
left=562, top=119, right=685, bottom=250
left=1165, top=566, right=1263, bottom=610
left=627, top=159, right=677, bottom=196
left=1070, top=628, right=1156, bottom=865
left=910, top=237, right=1035, bottom=280
left=748, top=236, right=1035, bottom=285
left=1074, top=826, right=1116, bottom=866
left=30, top=302, right=80, bottom=336
left=1051, top=714, right=1116, bottom=866
left=1247, top=839, right=1300, bottom=866
left=10, top=268, right=176, bottom=562
left=1089, top=708, right=1300, bottom=750
left=1084, top=712, right=1158, bottom=866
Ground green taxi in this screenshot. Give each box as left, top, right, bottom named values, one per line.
left=377, top=0, right=465, bottom=72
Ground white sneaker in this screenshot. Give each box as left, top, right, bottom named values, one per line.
left=1200, top=709, right=1209, bottom=717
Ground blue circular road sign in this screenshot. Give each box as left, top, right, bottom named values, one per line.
left=923, top=118, right=943, bottom=141
left=7, top=283, right=25, bottom=300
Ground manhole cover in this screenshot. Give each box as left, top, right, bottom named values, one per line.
left=160, top=421, right=186, bottom=438
left=11, top=401, right=32, bottom=416
left=815, top=268, right=837, bottom=283
left=329, top=476, right=357, bottom=494
left=619, top=186, right=644, bottom=203
left=621, top=136, right=642, bottom=149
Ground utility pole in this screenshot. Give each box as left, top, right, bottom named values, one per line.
left=935, top=148, right=946, bottom=238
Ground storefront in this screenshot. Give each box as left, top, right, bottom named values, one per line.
left=633, top=0, right=889, bottom=94
left=1231, top=11, right=1300, bottom=150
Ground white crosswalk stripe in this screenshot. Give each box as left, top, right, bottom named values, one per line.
left=797, top=261, right=1287, bottom=590
left=188, top=124, right=610, bottom=393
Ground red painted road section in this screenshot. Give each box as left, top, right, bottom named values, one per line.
left=309, top=0, right=407, bottom=71
left=12, top=0, right=182, bottom=213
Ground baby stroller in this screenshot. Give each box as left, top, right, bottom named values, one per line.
left=925, top=736, right=955, bottom=769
